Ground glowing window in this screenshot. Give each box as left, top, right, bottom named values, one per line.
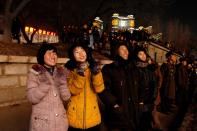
left=112, top=19, right=119, bottom=26
left=129, top=20, right=135, bottom=28
left=119, top=20, right=127, bottom=27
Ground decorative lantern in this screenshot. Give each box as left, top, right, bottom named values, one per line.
left=25, top=26, right=29, bottom=32
left=29, top=27, right=34, bottom=33
left=38, top=29, right=42, bottom=34
left=47, top=31, right=50, bottom=35
left=43, top=30, right=46, bottom=35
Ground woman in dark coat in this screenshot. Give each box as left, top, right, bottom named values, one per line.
left=128, top=46, right=157, bottom=131
left=100, top=42, right=136, bottom=131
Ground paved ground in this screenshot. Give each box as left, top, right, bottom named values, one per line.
left=0, top=102, right=31, bottom=131
left=178, top=103, right=197, bottom=131
left=0, top=102, right=180, bottom=131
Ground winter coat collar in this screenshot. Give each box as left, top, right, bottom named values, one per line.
left=30, top=64, right=47, bottom=75
left=43, top=65, right=54, bottom=75
left=136, top=61, right=148, bottom=68
left=114, top=56, right=129, bottom=67
left=30, top=64, right=64, bottom=75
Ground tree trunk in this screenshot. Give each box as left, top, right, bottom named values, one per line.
left=3, top=15, right=12, bottom=43
left=20, top=24, right=30, bottom=44
left=19, top=17, right=30, bottom=44
left=1, top=0, right=32, bottom=43
left=30, top=29, right=38, bottom=43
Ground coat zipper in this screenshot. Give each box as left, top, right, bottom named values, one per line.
left=83, top=79, right=86, bottom=129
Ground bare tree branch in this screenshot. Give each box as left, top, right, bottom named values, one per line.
left=11, top=0, right=32, bottom=19
left=5, top=0, right=12, bottom=15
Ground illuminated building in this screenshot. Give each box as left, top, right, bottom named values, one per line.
left=111, top=13, right=135, bottom=33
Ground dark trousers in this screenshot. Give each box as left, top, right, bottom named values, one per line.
left=107, top=127, right=133, bottom=131
left=68, top=125, right=100, bottom=131
left=138, top=111, right=152, bottom=131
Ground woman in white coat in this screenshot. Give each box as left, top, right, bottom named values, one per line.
left=27, top=43, right=71, bottom=131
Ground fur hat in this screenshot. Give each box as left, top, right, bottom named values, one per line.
left=37, top=43, right=57, bottom=65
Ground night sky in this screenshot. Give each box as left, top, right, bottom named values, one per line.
left=12, top=0, right=197, bottom=36
left=168, top=0, right=197, bottom=35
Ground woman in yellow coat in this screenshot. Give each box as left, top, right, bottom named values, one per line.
left=64, top=43, right=105, bottom=131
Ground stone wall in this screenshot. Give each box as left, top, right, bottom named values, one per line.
left=0, top=55, right=69, bottom=107
left=147, top=42, right=181, bottom=65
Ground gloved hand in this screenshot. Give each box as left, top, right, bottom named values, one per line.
left=90, top=62, right=101, bottom=75
left=76, top=68, right=85, bottom=76
left=76, top=62, right=89, bottom=76
left=111, top=105, right=125, bottom=120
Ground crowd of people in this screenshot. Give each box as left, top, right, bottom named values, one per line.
left=26, top=26, right=196, bottom=131
left=61, top=24, right=186, bottom=60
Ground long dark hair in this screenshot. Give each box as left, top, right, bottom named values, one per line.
left=65, top=43, right=96, bottom=70
left=133, top=46, right=147, bottom=62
